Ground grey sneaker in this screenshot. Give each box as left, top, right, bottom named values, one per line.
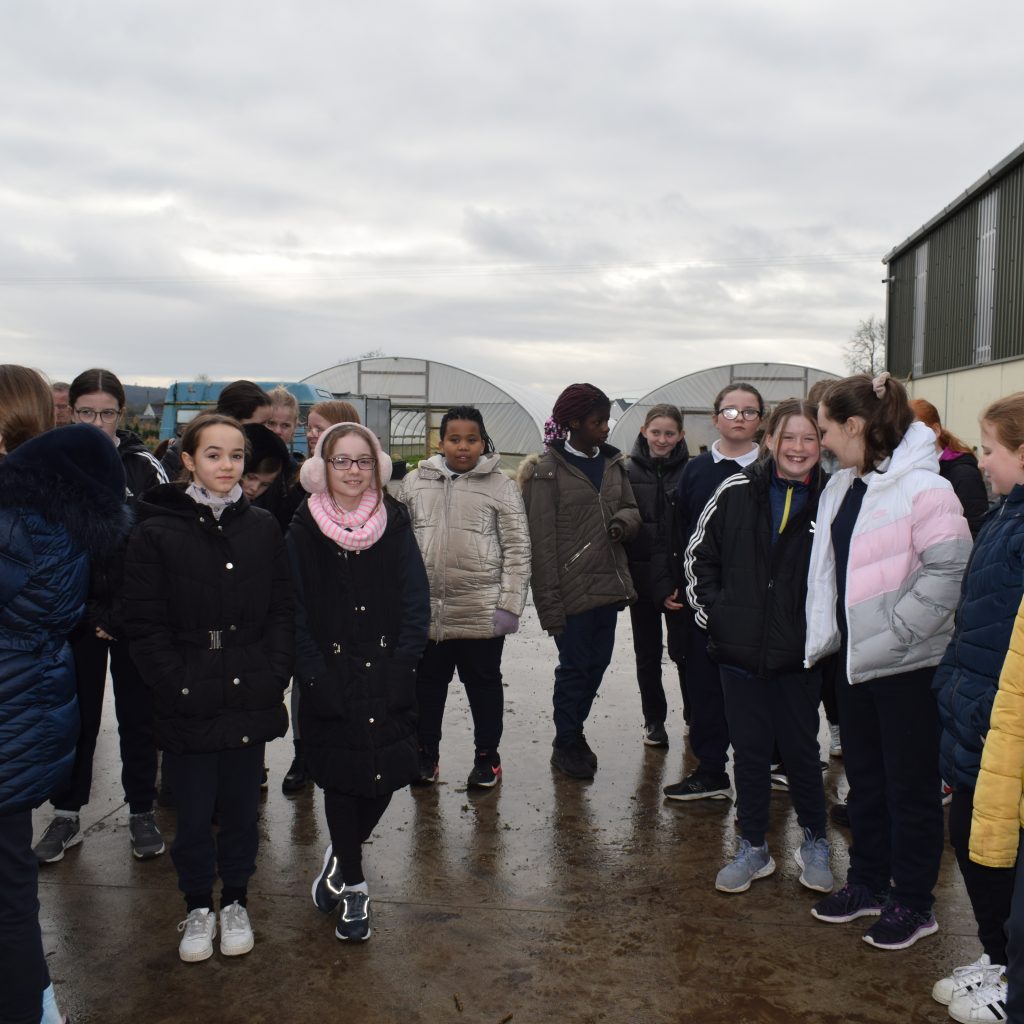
left=34, top=815, right=82, bottom=863
left=715, top=839, right=776, bottom=893
left=219, top=901, right=254, bottom=957
left=129, top=812, right=165, bottom=859
left=795, top=828, right=833, bottom=892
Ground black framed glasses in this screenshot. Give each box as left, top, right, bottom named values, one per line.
left=73, top=408, right=120, bottom=423
left=326, top=456, right=376, bottom=471
left=718, top=406, right=761, bottom=421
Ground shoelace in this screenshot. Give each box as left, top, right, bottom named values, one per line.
left=807, top=837, right=829, bottom=869
left=967, top=974, right=1008, bottom=1009
left=178, top=910, right=211, bottom=936
left=221, top=902, right=248, bottom=933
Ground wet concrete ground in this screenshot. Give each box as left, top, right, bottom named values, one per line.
left=34, top=602, right=976, bottom=1024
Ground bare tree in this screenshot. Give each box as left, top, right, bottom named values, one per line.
left=338, top=348, right=385, bottom=363
left=844, top=316, right=886, bottom=375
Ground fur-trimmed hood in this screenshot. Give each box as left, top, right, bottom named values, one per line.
left=0, top=425, right=131, bottom=558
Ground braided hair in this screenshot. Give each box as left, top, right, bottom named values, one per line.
left=544, top=383, right=611, bottom=447
left=439, top=405, right=495, bottom=453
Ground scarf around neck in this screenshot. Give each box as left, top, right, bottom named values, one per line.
left=186, top=482, right=243, bottom=520
left=309, top=489, right=387, bottom=551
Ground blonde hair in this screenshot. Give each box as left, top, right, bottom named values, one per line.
left=268, top=385, right=299, bottom=416
left=981, top=392, right=1024, bottom=454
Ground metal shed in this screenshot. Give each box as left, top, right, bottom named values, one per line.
left=608, top=362, right=839, bottom=453
left=301, top=357, right=552, bottom=465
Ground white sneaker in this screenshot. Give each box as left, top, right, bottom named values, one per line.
left=177, top=908, right=216, bottom=962
left=949, top=974, right=1008, bottom=1023
left=219, top=901, right=255, bottom=956
left=933, top=954, right=997, bottom=1005
left=828, top=723, right=842, bottom=757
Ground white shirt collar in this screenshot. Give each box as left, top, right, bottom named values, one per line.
left=710, top=439, right=759, bottom=466
left=564, top=439, right=600, bottom=459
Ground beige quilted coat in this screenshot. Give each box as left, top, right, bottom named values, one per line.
left=970, top=593, right=1024, bottom=868
left=517, top=443, right=640, bottom=636
left=400, top=453, right=531, bottom=641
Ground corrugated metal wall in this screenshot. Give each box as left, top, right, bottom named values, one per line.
left=887, top=250, right=916, bottom=378
left=993, top=163, right=1024, bottom=361
left=924, top=205, right=976, bottom=374
left=886, top=154, right=1024, bottom=377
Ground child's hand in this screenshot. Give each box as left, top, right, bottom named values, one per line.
left=608, top=522, right=624, bottom=543
left=493, top=609, right=520, bottom=636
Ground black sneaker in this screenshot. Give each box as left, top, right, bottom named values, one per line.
left=643, top=721, right=669, bottom=748
left=335, top=889, right=371, bottom=941
left=830, top=802, right=850, bottom=827
left=282, top=756, right=309, bottom=794
left=550, top=740, right=595, bottom=779
left=467, top=751, right=502, bottom=789
left=862, top=902, right=939, bottom=950
left=663, top=771, right=731, bottom=801
left=578, top=733, right=598, bottom=770
left=770, top=768, right=789, bottom=791
left=311, top=845, right=345, bottom=913
left=811, top=882, right=887, bottom=923
left=128, top=812, right=166, bottom=859
left=410, top=752, right=439, bottom=786
left=260, top=766, right=269, bottom=790
left=34, top=815, right=82, bottom=863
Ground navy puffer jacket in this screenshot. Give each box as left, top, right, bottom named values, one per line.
left=935, top=484, right=1024, bottom=790
left=0, top=427, right=130, bottom=813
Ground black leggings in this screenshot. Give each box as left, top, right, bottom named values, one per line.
left=323, top=791, right=392, bottom=885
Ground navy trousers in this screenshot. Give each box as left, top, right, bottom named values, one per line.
left=629, top=597, right=687, bottom=726
left=685, top=619, right=730, bottom=774
left=835, top=665, right=944, bottom=915
left=552, top=605, right=619, bottom=746
left=0, top=809, right=48, bottom=1024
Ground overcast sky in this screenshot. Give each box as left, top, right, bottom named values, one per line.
left=3, top=1, right=1023, bottom=400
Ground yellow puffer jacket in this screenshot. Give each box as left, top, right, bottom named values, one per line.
left=970, top=592, right=1024, bottom=868
left=400, top=454, right=531, bottom=642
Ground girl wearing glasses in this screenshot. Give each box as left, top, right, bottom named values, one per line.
left=122, top=412, right=293, bottom=963
left=34, top=369, right=168, bottom=868
left=401, top=406, right=531, bottom=789
left=805, top=373, right=971, bottom=951
left=655, top=383, right=764, bottom=802
left=288, top=423, right=429, bottom=942
left=686, top=399, right=832, bottom=895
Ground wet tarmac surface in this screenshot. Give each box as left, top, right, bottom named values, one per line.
left=34, top=602, right=976, bottom=1023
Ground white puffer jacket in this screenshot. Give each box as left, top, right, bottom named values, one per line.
left=804, top=422, right=971, bottom=683
left=401, top=454, right=531, bottom=641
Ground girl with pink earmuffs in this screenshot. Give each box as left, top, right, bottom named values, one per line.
left=286, top=422, right=430, bottom=943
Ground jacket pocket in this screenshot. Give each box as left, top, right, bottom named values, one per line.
left=301, top=671, right=349, bottom=722
left=385, top=657, right=418, bottom=717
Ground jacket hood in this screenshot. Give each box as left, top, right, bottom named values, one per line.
left=417, top=452, right=503, bottom=478
left=828, top=420, right=940, bottom=494
left=0, top=424, right=131, bottom=557
left=629, top=433, right=689, bottom=469
left=116, top=428, right=150, bottom=458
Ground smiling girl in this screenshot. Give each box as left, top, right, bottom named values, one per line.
left=625, top=405, right=690, bottom=747
left=931, top=392, right=1024, bottom=1014
left=288, top=423, right=429, bottom=942
left=686, top=399, right=831, bottom=894
left=123, top=413, right=294, bottom=964
left=805, top=372, right=971, bottom=951
left=401, top=406, right=530, bottom=789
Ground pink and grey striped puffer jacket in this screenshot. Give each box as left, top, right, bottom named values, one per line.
left=804, top=421, right=972, bottom=684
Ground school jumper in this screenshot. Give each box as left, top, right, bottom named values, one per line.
left=934, top=484, right=1024, bottom=965
left=518, top=440, right=641, bottom=749
left=805, top=421, right=972, bottom=915
left=625, top=435, right=689, bottom=728
left=687, top=459, right=826, bottom=843
left=122, top=483, right=293, bottom=909
left=401, top=453, right=530, bottom=763
left=0, top=427, right=129, bottom=1024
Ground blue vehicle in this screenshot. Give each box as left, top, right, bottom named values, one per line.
left=158, top=381, right=390, bottom=453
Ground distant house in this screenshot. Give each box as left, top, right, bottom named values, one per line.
left=140, top=403, right=158, bottom=423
